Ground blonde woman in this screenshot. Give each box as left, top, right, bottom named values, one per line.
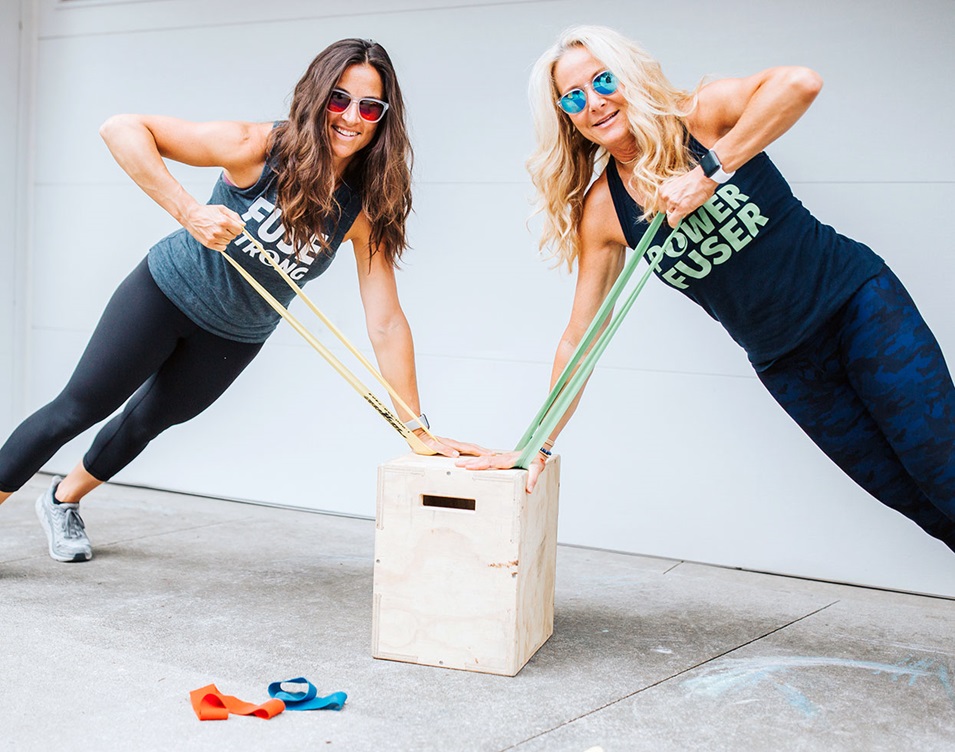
left=0, top=38, right=482, bottom=562
left=461, top=25, right=955, bottom=553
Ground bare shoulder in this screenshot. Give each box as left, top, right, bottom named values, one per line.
left=685, top=67, right=823, bottom=144
left=347, top=210, right=383, bottom=275
left=584, top=170, right=613, bottom=209
left=683, top=77, right=748, bottom=145
left=580, top=171, right=628, bottom=251
left=570, top=172, right=627, bottom=318
left=346, top=209, right=371, bottom=248
left=222, top=121, right=274, bottom=187
left=245, top=120, right=275, bottom=153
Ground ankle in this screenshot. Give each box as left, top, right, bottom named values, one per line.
left=52, top=482, right=80, bottom=505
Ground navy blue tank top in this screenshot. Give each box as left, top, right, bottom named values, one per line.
left=605, top=137, right=883, bottom=368
left=149, top=134, right=362, bottom=343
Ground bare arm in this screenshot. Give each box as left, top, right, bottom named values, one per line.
left=349, top=214, right=485, bottom=458
left=99, top=114, right=273, bottom=249
left=541, top=180, right=627, bottom=445
left=660, top=66, right=823, bottom=226
left=458, top=178, right=628, bottom=488
left=350, top=214, right=422, bottom=424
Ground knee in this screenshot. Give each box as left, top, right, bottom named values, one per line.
left=39, top=393, right=109, bottom=441
left=117, top=400, right=188, bottom=445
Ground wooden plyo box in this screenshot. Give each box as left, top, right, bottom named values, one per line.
left=372, top=453, right=560, bottom=677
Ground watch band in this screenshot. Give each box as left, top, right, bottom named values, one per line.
left=700, top=148, right=735, bottom=184
left=404, top=413, right=429, bottom=431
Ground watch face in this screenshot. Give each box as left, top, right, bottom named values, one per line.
left=406, top=414, right=429, bottom=430
left=701, top=149, right=720, bottom=177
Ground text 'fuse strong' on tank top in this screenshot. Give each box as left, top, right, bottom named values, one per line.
left=148, top=141, right=363, bottom=343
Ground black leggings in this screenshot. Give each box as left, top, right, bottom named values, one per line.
left=0, top=258, right=263, bottom=492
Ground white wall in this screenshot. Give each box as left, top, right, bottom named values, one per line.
left=17, top=0, right=955, bottom=596
left=0, top=1, right=29, bottom=437
left=0, top=5, right=16, bottom=436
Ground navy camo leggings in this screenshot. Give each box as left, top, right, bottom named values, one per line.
left=757, top=266, right=955, bottom=551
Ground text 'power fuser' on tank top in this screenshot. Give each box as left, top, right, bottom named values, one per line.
left=604, top=136, right=883, bottom=369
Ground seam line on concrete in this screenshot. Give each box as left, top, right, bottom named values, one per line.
left=1, top=515, right=249, bottom=564
left=500, top=599, right=839, bottom=751
left=94, top=518, right=254, bottom=549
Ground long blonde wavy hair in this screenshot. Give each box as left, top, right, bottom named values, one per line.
left=527, top=26, right=697, bottom=269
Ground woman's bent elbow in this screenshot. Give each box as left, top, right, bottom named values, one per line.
left=792, top=67, right=823, bottom=102
left=98, top=113, right=137, bottom=143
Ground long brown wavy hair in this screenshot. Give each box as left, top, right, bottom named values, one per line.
left=272, top=39, right=412, bottom=266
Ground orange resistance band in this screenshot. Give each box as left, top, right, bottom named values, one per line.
left=189, top=683, right=285, bottom=721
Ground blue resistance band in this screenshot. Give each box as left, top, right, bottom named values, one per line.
left=267, top=677, right=347, bottom=711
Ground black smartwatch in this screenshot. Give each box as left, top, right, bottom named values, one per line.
left=700, top=148, right=735, bottom=184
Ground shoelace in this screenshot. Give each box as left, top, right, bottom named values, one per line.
left=61, top=506, right=86, bottom=540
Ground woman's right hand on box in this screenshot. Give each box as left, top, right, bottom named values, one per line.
left=456, top=451, right=547, bottom=493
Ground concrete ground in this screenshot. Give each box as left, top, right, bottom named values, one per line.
left=1, top=473, right=953, bottom=752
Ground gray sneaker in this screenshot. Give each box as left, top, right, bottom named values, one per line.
left=35, top=476, right=92, bottom=562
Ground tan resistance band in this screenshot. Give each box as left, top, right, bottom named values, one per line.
left=217, top=229, right=438, bottom=455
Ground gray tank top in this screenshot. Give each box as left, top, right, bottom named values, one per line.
left=148, top=138, right=362, bottom=343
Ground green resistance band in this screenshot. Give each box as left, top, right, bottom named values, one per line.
left=514, top=212, right=672, bottom=468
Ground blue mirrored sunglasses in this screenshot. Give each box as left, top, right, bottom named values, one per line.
left=557, top=70, right=619, bottom=114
